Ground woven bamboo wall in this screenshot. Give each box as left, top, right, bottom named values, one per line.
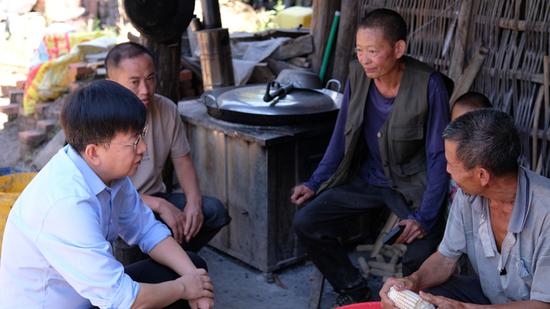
left=360, top=0, right=550, bottom=177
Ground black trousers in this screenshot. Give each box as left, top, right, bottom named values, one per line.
left=124, top=252, right=208, bottom=309
left=293, top=178, right=444, bottom=293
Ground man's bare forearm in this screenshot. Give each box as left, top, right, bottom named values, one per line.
left=131, top=280, right=184, bottom=309
left=140, top=193, right=161, bottom=212
left=148, top=237, right=198, bottom=275
left=409, top=251, right=458, bottom=291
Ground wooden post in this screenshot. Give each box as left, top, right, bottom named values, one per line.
left=196, top=28, right=235, bottom=90
left=139, top=38, right=181, bottom=192
left=98, top=0, right=119, bottom=29
left=449, top=46, right=488, bottom=104
left=85, top=0, right=98, bottom=31
left=200, top=0, right=222, bottom=29
left=371, top=213, right=399, bottom=258
left=332, top=0, right=358, bottom=87
left=448, top=0, right=473, bottom=82
left=531, top=87, right=544, bottom=171
left=140, top=38, right=181, bottom=103
left=536, top=55, right=550, bottom=174
left=310, top=0, right=341, bottom=76
left=307, top=268, right=325, bottom=309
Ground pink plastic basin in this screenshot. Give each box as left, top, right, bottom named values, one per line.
left=336, top=301, right=382, bottom=309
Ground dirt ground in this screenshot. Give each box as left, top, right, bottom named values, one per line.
left=200, top=246, right=384, bottom=308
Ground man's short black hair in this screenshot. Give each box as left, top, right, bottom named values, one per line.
left=443, top=109, right=520, bottom=176
left=452, top=92, right=493, bottom=111
left=61, top=80, right=147, bottom=152
left=105, top=42, right=154, bottom=76
left=358, top=8, right=408, bottom=43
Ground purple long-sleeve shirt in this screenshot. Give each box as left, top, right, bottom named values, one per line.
left=304, top=73, right=450, bottom=232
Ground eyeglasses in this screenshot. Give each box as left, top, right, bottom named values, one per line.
left=107, top=125, right=148, bottom=152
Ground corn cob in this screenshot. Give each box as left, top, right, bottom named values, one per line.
left=388, top=286, right=435, bottom=309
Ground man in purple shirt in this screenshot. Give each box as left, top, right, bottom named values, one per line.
left=291, top=8, right=450, bottom=307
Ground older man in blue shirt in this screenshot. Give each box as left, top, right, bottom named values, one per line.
left=380, top=110, right=550, bottom=308
left=0, top=80, right=214, bottom=309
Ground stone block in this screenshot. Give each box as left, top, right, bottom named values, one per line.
left=9, top=89, right=24, bottom=105
left=19, top=129, right=46, bottom=148
left=179, top=69, right=193, bottom=81
left=37, top=119, right=58, bottom=134
left=32, top=129, right=65, bottom=169
left=68, top=62, right=95, bottom=81
left=15, top=80, right=26, bottom=89
left=35, top=102, right=48, bottom=116
left=0, top=104, right=19, bottom=117
left=16, top=115, right=37, bottom=131
left=1, top=85, right=16, bottom=97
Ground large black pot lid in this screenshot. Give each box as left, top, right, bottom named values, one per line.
left=203, top=84, right=342, bottom=126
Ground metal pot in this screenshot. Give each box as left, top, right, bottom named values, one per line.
left=203, top=82, right=342, bottom=126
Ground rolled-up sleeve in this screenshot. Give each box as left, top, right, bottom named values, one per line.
left=116, top=179, right=171, bottom=253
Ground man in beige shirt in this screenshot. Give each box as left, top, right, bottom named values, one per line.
left=106, top=42, right=230, bottom=251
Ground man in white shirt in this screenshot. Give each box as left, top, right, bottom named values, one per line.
left=0, top=80, right=214, bottom=309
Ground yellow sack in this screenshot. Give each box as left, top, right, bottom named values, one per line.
left=23, top=31, right=112, bottom=115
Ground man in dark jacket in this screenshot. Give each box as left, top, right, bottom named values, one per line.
left=291, top=8, right=450, bottom=307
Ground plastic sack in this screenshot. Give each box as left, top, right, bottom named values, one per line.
left=23, top=31, right=114, bottom=115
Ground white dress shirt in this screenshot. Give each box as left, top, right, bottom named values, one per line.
left=0, top=145, right=171, bottom=308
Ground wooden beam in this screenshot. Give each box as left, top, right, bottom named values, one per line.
left=371, top=213, right=399, bottom=258
left=332, top=0, right=358, bottom=87
left=267, top=57, right=305, bottom=75
left=196, top=28, right=235, bottom=91
left=271, top=35, right=314, bottom=60
left=310, top=0, right=341, bottom=75
left=536, top=55, right=550, bottom=174
left=531, top=87, right=544, bottom=170
left=469, top=16, right=550, bottom=33
left=544, top=56, right=549, bottom=128
left=448, top=0, right=473, bottom=82
left=497, top=18, right=549, bottom=32
left=480, top=68, right=544, bottom=84
left=307, top=268, right=325, bottom=309
left=140, top=38, right=181, bottom=103
left=361, top=6, right=455, bottom=19
left=450, top=46, right=488, bottom=104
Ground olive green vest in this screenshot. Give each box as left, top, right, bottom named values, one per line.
left=318, top=56, right=436, bottom=210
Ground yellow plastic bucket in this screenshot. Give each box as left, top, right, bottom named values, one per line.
left=0, top=172, right=37, bottom=253
left=276, top=6, right=313, bottom=28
